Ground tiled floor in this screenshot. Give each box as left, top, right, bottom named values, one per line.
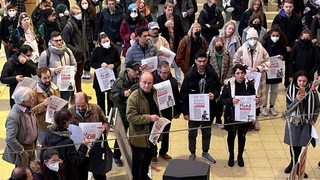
left=1, top=57, right=320, bottom=180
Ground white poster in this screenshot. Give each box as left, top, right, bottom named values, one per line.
left=57, top=66, right=75, bottom=91
left=234, top=95, right=256, bottom=122
left=245, top=71, right=261, bottom=95
left=68, top=124, right=84, bottom=150
left=267, top=56, right=283, bottom=79
left=141, top=56, right=158, bottom=72
left=189, top=94, right=210, bottom=121
left=79, top=122, right=103, bottom=142
left=153, top=80, right=175, bottom=110
left=159, top=46, right=175, bottom=66
left=12, top=77, right=37, bottom=99
left=95, top=67, right=116, bottom=92
left=149, top=117, right=171, bottom=145
left=45, top=96, right=68, bottom=124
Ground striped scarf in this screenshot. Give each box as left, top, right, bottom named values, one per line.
left=286, top=82, right=317, bottom=123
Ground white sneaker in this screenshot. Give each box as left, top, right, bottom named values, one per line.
left=269, top=107, right=278, bottom=116
left=261, top=106, right=268, bottom=116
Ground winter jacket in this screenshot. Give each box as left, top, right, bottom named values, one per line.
left=180, top=64, right=221, bottom=119
left=124, top=40, right=158, bottom=66
left=157, top=13, right=184, bottom=52
left=38, top=21, right=62, bottom=47
left=241, top=26, right=267, bottom=44
left=0, top=15, right=19, bottom=43
left=230, top=0, right=249, bottom=21
left=98, top=7, right=125, bottom=44
left=220, top=77, right=255, bottom=131
left=90, top=45, right=121, bottom=90
left=42, top=129, right=88, bottom=180
left=176, top=35, right=207, bottom=73
left=238, top=9, right=267, bottom=37
left=82, top=8, right=97, bottom=43
left=62, top=17, right=89, bottom=64
left=174, top=0, right=194, bottom=34
left=197, top=3, right=224, bottom=43
left=126, top=88, right=161, bottom=148
left=32, top=83, right=60, bottom=131
left=208, top=50, right=233, bottom=85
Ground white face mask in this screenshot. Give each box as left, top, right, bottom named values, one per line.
left=64, top=10, right=70, bottom=16
left=82, top=4, right=89, bottom=10
left=247, top=39, right=257, bottom=46
left=102, top=41, right=111, bottom=49
left=315, top=0, right=320, bottom=5
left=73, top=13, right=82, bottom=20
left=271, top=36, right=279, bottom=43
left=130, top=12, right=138, bottom=18
left=130, top=39, right=136, bottom=46
left=47, top=162, right=60, bottom=172
left=8, top=10, right=17, bottom=18
left=116, top=0, right=120, bottom=3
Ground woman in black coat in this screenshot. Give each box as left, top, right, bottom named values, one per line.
left=220, top=64, right=256, bottom=168
left=42, top=109, right=89, bottom=180
left=90, top=32, right=121, bottom=114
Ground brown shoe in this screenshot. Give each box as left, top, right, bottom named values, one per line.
left=160, top=154, right=172, bottom=160
left=151, top=156, right=158, bottom=163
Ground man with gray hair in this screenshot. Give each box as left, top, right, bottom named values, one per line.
left=2, top=86, right=38, bottom=167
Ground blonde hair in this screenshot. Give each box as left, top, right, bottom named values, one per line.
left=70, top=5, right=81, bottom=16
left=221, top=20, right=237, bottom=38
left=187, top=22, right=201, bottom=37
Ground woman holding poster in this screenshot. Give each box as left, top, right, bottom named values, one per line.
left=220, top=64, right=256, bottom=167
left=90, top=32, right=121, bottom=114
left=283, top=71, right=319, bottom=178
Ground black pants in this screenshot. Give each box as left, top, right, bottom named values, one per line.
left=95, top=88, right=113, bottom=115
left=188, top=121, right=213, bottom=154
left=84, top=42, right=95, bottom=71
left=78, top=158, right=107, bottom=180
left=289, top=146, right=302, bottom=164
left=75, top=61, right=85, bottom=92
left=227, top=123, right=249, bottom=155
left=131, top=144, right=153, bottom=180
left=113, top=118, right=129, bottom=159
left=215, top=101, right=223, bottom=124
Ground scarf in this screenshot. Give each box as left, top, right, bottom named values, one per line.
left=48, top=41, right=67, bottom=56
left=38, top=81, right=52, bottom=97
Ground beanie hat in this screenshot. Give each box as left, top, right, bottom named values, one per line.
left=128, top=3, right=138, bottom=11
left=55, top=4, right=68, bottom=14
left=43, top=8, right=55, bottom=19
left=246, top=27, right=259, bottom=40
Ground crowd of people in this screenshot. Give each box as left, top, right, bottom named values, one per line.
left=1, top=0, right=320, bottom=179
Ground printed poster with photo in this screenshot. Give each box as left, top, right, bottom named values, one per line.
left=12, top=77, right=37, bottom=99
left=79, top=122, right=103, bottom=142
left=45, top=96, right=68, bottom=124
left=95, top=67, right=116, bottom=92
left=153, top=80, right=175, bottom=110
left=267, top=56, right=283, bottom=79
left=57, top=66, right=75, bottom=91
left=189, top=94, right=210, bottom=121
left=234, top=95, right=256, bottom=122
left=141, top=56, right=158, bottom=72
left=149, top=117, right=171, bottom=145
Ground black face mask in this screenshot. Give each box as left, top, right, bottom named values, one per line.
left=251, top=24, right=261, bottom=31
left=215, top=46, right=223, bottom=52
left=194, top=31, right=201, bottom=38
left=300, top=39, right=311, bottom=46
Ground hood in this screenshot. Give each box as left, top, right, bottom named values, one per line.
left=279, top=9, right=290, bottom=18
left=45, top=128, right=71, bottom=145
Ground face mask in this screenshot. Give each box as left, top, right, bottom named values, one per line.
left=248, top=39, right=257, bottom=46
left=315, top=0, right=320, bottom=5
left=215, top=46, right=223, bottom=52
left=130, top=12, right=138, bottom=18
left=102, top=41, right=111, bottom=49
left=73, top=13, right=82, bottom=20
left=47, top=162, right=60, bottom=172
left=64, top=10, right=69, bottom=16
left=8, top=10, right=17, bottom=18
left=82, top=4, right=89, bottom=10
left=251, top=24, right=261, bottom=31
left=194, top=31, right=201, bottom=38
left=271, top=36, right=279, bottom=43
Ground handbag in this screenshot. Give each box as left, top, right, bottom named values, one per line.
left=87, top=132, right=113, bottom=175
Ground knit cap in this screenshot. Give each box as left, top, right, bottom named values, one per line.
left=246, top=27, right=259, bottom=40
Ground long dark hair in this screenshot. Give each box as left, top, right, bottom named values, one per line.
left=263, top=25, right=288, bottom=47
left=78, top=0, right=96, bottom=20
left=53, top=109, right=72, bottom=131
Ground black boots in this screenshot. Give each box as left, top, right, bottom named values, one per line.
left=228, top=154, right=234, bottom=167
left=284, top=161, right=293, bottom=173
left=237, top=154, right=244, bottom=167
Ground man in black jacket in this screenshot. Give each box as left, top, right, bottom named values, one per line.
left=180, top=50, right=220, bottom=164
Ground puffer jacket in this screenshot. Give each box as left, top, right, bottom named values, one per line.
left=124, top=40, right=158, bottom=66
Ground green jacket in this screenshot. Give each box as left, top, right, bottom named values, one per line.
left=126, top=88, right=161, bottom=148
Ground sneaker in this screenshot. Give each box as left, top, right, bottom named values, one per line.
left=114, top=158, right=123, bottom=167
left=85, top=71, right=91, bottom=79
left=261, top=106, right=268, bottom=116
left=81, top=72, right=86, bottom=79
left=202, top=152, right=216, bottom=164
left=151, top=156, right=158, bottom=163
left=189, top=154, right=196, bottom=161
left=269, top=107, right=278, bottom=116
left=159, top=154, right=172, bottom=160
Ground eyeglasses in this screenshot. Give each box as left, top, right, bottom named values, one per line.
left=160, top=71, right=170, bottom=75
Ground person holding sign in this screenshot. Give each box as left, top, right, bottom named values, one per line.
left=90, top=32, right=121, bottom=114
left=220, top=64, right=256, bottom=167
left=126, top=72, right=160, bottom=180
left=180, top=50, right=221, bottom=164
left=233, top=27, right=270, bottom=131
left=283, top=71, right=319, bottom=178
left=151, top=61, right=181, bottom=162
